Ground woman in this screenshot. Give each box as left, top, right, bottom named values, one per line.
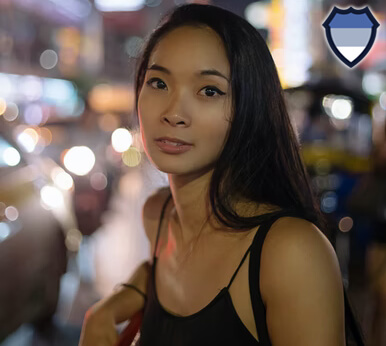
left=80, top=4, right=346, bottom=345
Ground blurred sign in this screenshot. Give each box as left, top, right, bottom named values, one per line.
left=88, top=84, right=135, bottom=113
left=282, top=0, right=311, bottom=87
left=0, top=73, right=82, bottom=120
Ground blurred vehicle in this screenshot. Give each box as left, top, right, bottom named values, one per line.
left=72, top=172, right=115, bottom=236
left=0, top=121, right=80, bottom=341
left=285, top=79, right=373, bottom=282
left=44, top=116, right=119, bottom=237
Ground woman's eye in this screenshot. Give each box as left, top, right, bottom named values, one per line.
left=145, top=78, right=225, bottom=98
left=200, top=86, right=226, bottom=97
left=146, top=78, right=167, bottom=90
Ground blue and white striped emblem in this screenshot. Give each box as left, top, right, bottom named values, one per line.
left=322, top=6, right=380, bottom=68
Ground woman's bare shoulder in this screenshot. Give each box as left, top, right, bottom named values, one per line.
left=260, top=216, right=339, bottom=291
left=142, top=186, right=171, bottom=250
left=259, top=217, right=345, bottom=345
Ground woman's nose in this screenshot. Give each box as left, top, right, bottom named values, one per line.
left=161, top=94, right=191, bottom=127
left=162, top=113, right=189, bottom=127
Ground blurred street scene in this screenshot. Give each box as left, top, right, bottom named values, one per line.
left=0, top=0, right=385, bottom=345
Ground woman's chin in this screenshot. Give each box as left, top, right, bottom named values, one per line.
left=152, top=162, right=195, bottom=175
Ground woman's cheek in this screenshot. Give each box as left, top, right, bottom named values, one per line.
left=201, top=109, right=230, bottom=138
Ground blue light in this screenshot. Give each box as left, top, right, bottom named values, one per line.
left=320, top=191, right=338, bottom=213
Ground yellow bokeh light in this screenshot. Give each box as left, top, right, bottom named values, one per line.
left=122, top=147, right=141, bottom=167
left=39, top=127, right=53, bottom=146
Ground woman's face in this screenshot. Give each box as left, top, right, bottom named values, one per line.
left=137, top=25, right=232, bottom=176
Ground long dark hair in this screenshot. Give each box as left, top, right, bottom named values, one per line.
left=134, top=3, right=327, bottom=233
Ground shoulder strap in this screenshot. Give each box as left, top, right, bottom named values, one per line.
left=248, top=209, right=314, bottom=345
left=152, top=192, right=173, bottom=261
left=227, top=209, right=301, bottom=289
left=227, top=210, right=297, bottom=290
left=227, top=243, right=253, bottom=289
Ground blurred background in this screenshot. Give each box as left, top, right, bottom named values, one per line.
left=0, top=0, right=385, bottom=345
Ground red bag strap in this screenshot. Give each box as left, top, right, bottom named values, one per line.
left=115, top=309, right=144, bottom=346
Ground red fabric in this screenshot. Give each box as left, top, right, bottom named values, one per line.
left=115, top=310, right=143, bottom=346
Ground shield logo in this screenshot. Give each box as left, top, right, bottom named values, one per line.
left=322, top=6, right=379, bottom=68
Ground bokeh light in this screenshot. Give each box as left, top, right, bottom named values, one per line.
left=244, top=2, right=270, bottom=29
left=51, top=166, right=74, bottom=190
left=122, top=147, right=141, bottom=167
left=40, top=185, right=65, bottom=209
left=90, top=172, right=108, bottom=190
left=3, top=102, right=19, bottom=121
left=39, top=127, right=53, bottom=146
left=322, top=94, right=353, bottom=120
left=17, top=128, right=39, bottom=153
left=63, top=146, right=96, bottom=176
left=111, top=128, right=133, bottom=153
left=5, top=206, right=19, bottom=221
left=338, top=217, right=354, bottom=233
left=362, top=72, right=384, bottom=96
left=2, top=147, right=21, bottom=167
left=320, top=191, right=338, bottom=213
left=40, top=49, right=59, bottom=70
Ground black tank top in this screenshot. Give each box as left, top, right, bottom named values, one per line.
left=138, top=193, right=315, bottom=346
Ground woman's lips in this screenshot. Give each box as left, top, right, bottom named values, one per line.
left=155, top=137, right=192, bottom=145
left=155, top=139, right=193, bottom=154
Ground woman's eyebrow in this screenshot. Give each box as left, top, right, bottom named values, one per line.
left=146, top=63, right=229, bottom=83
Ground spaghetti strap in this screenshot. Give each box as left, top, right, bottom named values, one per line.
left=226, top=209, right=299, bottom=289
left=227, top=243, right=253, bottom=289
left=152, top=191, right=173, bottom=261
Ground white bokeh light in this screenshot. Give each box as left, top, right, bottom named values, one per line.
left=331, top=98, right=353, bottom=120
left=40, top=185, right=65, bottom=209
left=51, top=166, right=74, bottom=190
left=111, top=128, right=133, bottom=153
left=244, top=2, right=270, bottom=29
left=40, top=49, right=59, bottom=70
left=5, top=206, right=19, bottom=221
left=63, top=146, right=96, bottom=176
left=2, top=147, right=20, bottom=166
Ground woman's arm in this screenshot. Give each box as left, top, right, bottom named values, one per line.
left=79, top=261, right=149, bottom=346
left=92, top=261, right=150, bottom=324
left=79, top=187, right=170, bottom=345
left=260, top=217, right=345, bottom=346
